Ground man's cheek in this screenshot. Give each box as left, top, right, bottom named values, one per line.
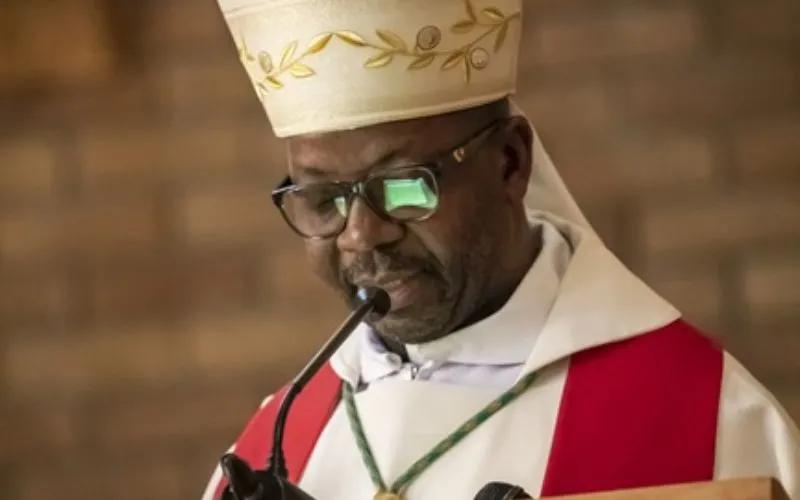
left=408, top=224, right=450, bottom=272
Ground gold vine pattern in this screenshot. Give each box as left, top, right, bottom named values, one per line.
left=236, top=0, right=521, bottom=97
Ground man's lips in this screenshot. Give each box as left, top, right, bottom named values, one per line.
left=349, top=271, right=420, bottom=289
left=350, top=273, right=424, bottom=311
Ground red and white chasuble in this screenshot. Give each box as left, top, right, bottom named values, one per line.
left=201, top=216, right=800, bottom=500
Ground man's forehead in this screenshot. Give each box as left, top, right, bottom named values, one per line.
left=287, top=116, right=459, bottom=177
left=288, top=135, right=414, bottom=180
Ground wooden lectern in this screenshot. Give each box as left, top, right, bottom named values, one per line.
left=550, top=478, right=789, bottom=500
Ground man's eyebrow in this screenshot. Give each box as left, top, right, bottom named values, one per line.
left=291, top=165, right=330, bottom=179
left=292, top=144, right=414, bottom=180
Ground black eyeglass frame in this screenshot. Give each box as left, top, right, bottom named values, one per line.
left=271, top=119, right=507, bottom=240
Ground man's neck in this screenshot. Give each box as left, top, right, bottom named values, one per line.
left=377, top=223, right=544, bottom=361
left=458, top=223, right=542, bottom=330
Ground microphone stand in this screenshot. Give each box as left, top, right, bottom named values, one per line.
left=219, top=288, right=391, bottom=500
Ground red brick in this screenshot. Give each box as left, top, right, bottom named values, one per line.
left=185, top=311, right=341, bottom=380
left=517, top=83, right=615, bottom=138
left=260, top=235, right=346, bottom=309
left=743, top=254, right=800, bottom=322
left=528, top=6, right=701, bottom=68
left=157, top=55, right=259, bottom=120
left=86, top=252, right=253, bottom=321
left=86, top=258, right=181, bottom=321
left=723, top=0, right=800, bottom=47
left=168, top=125, right=244, bottom=178
left=622, top=55, right=800, bottom=124
left=730, top=328, right=800, bottom=382
left=0, top=138, right=58, bottom=200
left=0, top=198, right=162, bottom=262
left=554, top=134, right=717, bottom=204
left=640, top=187, right=800, bottom=256
left=175, top=184, right=277, bottom=248
left=0, top=209, right=63, bottom=262
left=14, top=455, right=185, bottom=500
left=576, top=203, right=637, bottom=264
left=76, top=124, right=242, bottom=191
left=143, top=0, right=230, bottom=51
left=3, top=0, right=115, bottom=89
left=0, top=402, right=81, bottom=459
left=237, top=122, right=285, bottom=172
left=89, top=384, right=259, bottom=450
left=642, top=260, right=725, bottom=332
left=5, top=323, right=192, bottom=398
left=11, top=78, right=157, bottom=127
left=181, top=251, right=257, bottom=312
left=0, top=7, right=10, bottom=84
left=76, top=128, right=169, bottom=189
left=734, top=118, right=800, bottom=180
left=0, top=268, right=74, bottom=331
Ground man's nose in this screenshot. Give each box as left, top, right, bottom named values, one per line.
left=336, top=197, right=404, bottom=252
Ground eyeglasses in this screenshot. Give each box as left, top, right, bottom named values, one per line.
left=271, top=120, right=504, bottom=239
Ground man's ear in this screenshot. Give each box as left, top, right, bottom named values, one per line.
left=500, top=116, right=533, bottom=202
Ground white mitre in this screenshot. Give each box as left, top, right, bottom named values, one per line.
left=216, top=0, right=523, bottom=138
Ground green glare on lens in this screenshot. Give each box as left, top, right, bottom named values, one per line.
left=383, top=178, right=438, bottom=212
left=334, top=196, right=348, bottom=217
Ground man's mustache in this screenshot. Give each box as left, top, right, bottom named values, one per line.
left=342, top=250, right=439, bottom=284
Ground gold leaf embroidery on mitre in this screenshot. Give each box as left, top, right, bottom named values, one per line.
left=235, top=0, right=520, bottom=94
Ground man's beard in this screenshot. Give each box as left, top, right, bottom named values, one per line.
left=335, top=211, right=495, bottom=345
left=340, top=250, right=462, bottom=344
left=370, top=273, right=458, bottom=344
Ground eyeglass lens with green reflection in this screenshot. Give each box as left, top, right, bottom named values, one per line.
left=276, top=166, right=440, bottom=239
left=271, top=119, right=505, bottom=239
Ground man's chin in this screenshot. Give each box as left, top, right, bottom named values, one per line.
left=368, top=307, right=452, bottom=345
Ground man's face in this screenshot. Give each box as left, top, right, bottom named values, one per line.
left=285, top=109, right=522, bottom=345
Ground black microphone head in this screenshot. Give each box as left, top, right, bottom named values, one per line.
left=357, top=287, right=391, bottom=317
left=473, top=481, right=532, bottom=500
left=220, top=453, right=263, bottom=499
left=220, top=453, right=318, bottom=500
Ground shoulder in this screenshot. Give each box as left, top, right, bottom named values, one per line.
left=716, top=352, right=800, bottom=498
left=657, top=320, right=799, bottom=440
left=654, top=319, right=722, bottom=349
left=632, top=321, right=800, bottom=497
left=719, top=351, right=799, bottom=437
left=588, top=319, right=724, bottom=366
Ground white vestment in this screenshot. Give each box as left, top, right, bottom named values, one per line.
left=200, top=106, right=800, bottom=500
left=202, top=212, right=800, bottom=500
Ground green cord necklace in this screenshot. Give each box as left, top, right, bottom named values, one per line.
left=342, top=370, right=539, bottom=500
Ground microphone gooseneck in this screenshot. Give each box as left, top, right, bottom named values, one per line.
left=268, top=287, right=391, bottom=477
left=220, top=287, right=390, bottom=500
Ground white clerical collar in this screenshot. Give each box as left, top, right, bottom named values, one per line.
left=339, top=217, right=572, bottom=386
left=332, top=211, right=682, bottom=388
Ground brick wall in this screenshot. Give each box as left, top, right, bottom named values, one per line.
left=1, top=0, right=798, bottom=498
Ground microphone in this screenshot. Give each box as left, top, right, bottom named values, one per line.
left=220, top=287, right=391, bottom=500
left=472, top=482, right=533, bottom=500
